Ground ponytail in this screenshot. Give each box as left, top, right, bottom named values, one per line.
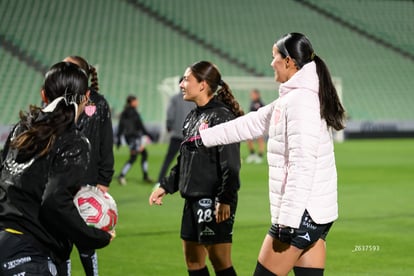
left=314, top=55, right=346, bottom=130
left=275, top=33, right=346, bottom=131
left=189, top=61, right=244, bottom=117
left=64, top=55, right=99, bottom=92
left=89, top=64, right=99, bottom=92
left=11, top=102, right=76, bottom=157
left=10, top=61, right=88, bottom=158
left=216, top=81, right=244, bottom=117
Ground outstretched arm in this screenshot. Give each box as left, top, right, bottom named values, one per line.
left=200, top=102, right=275, bottom=147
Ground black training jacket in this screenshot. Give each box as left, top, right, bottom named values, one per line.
left=160, top=97, right=241, bottom=204
left=117, top=106, right=151, bottom=143
left=0, top=122, right=111, bottom=263
left=77, top=89, right=114, bottom=187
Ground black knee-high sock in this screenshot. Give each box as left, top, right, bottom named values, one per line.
left=141, top=149, right=149, bottom=178
left=253, top=261, right=276, bottom=276
left=188, top=266, right=210, bottom=276
left=293, top=266, right=324, bottom=276
left=216, top=266, right=237, bottom=276
left=79, top=249, right=98, bottom=276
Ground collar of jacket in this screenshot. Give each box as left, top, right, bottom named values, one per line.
left=279, top=61, right=319, bottom=97
left=195, top=96, right=226, bottom=113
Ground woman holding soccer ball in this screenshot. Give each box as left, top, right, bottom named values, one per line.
left=0, top=62, right=114, bottom=275
left=198, top=33, right=346, bottom=276
left=63, top=55, right=115, bottom=276
left=150, top=61, right=243, bottom=276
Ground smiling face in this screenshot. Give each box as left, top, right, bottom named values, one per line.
left=270, top=44, right=298, bottom=83
left=270, top=44, right=287, bottom=83
left=179, top=67, right=211, bottom=106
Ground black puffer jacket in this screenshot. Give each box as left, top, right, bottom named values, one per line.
left=160, top=97, right=241, bottom=204
left=0, top=123, right=111, bottom=263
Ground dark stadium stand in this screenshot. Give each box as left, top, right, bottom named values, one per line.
left=0, top=0, right=413, bottom=140
left=299, top=0, right=414, bottom=59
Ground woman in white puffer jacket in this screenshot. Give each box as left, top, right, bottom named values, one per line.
left=200, top=33, right=345, bottom=276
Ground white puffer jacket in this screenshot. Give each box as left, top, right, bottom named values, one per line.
left=200, top=62, right=338, bottom=228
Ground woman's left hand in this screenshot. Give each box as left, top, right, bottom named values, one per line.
left=149, top=185, right=166, bottom=206
left=215, top=202, right=230, bottom=223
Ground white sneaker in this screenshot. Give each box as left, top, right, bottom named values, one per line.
left=246, top=154, right=257, bottom=164
left=118, top=176, right=127, bottom=186
left=254, top=155, right=263, bottom=164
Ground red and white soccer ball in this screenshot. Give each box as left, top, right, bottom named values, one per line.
left=73, top=185, right=118, bottom=232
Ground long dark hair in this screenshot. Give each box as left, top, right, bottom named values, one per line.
left=10, top=62, right=89, bottom=158
left=276, top=33, right=346, bottom=130
left=65, top=55, right=99, bottom=92
left=189, top=61, right=244, bottom=117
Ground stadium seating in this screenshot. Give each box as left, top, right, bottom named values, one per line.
left=303, top=0, right=413, bottom=57
left=0, top=0, right=413, bottom=128
left=0, top=48, right=43, bottom=125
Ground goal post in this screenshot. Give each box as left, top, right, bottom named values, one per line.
left=157, top=76, right=182, bottom=142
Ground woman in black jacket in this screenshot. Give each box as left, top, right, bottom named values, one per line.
left=0, top=62, right=113, bottom=276
left=116, top=95, right=154, bottom=184
left=63, top=55, right=115, bottom=276
left=150, top=61, right=243, bottom=276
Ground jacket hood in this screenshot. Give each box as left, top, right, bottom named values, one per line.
left=196, top=96, right=228, bottom=113
left=279, top=61, right=319, bottom=97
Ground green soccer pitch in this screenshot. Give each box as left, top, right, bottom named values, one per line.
left=70, top=138, right=414, bottom=275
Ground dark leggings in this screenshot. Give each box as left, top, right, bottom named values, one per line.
left=120, top=148, right=149, bottom=179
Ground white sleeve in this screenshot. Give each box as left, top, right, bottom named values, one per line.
left=200, top=101, right=275, bottom=147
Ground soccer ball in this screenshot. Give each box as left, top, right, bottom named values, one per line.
left=73, top=185, right=118, bottom=231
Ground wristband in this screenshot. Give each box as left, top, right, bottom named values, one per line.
left=152, top=182, right=160, bottom=192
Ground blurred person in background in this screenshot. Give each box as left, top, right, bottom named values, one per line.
left=116, top=95, right=154, bottom=185
left=199, top=33, right=345, bottom=276
left=245, top=89, right=265, bottom=164
left=157, top=77, right=194, bottom=183
left=0, top=62, right=113, bottom=276
left=150, top=61, right=243, bottom=276
left=63, top=55, right=115, bottom=276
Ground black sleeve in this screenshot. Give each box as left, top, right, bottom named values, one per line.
left=97, top=101, right=115, bottom=186
left=216, top=142, right=241, bottom=204
left=159, top=155, right=180, bottom=194
left=136, top=112, right=152, bottom=138
left=211, top=110, right=241, bottom=204
left=1, top=125, right=16, bottom=162
left=40, top=136, right=111, bottom=250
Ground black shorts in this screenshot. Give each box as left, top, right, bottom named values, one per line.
left=268, top=210, right=333, bottom=249
left=0, top=230, right=57, bottom=275
left=180, top=197, right=237, bottom=244
left=127, top=137, right=144, bottom=152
